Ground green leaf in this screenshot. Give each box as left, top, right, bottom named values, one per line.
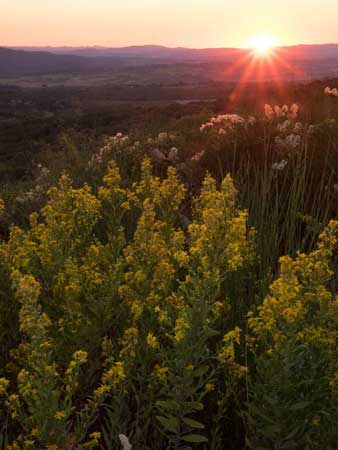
left=284, top=426, right=301, bottom=440
left=193, top=366, right=209, bottom=377
left=184, top=401, right=204, bottom=411
left=156, top=400, right=179, bottom=411
left=182, top=434, right=208, bottom=443
left=263, top=424, right=282, bottom=436
left=183, top=417, right=205, bottom=429
left=248, top=404, right=275, bottom=424
left=289, top=401, right=312, bottom=411
left=156, top=415, right=179, bottom=433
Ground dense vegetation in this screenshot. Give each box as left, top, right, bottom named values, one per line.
left=1, top=81, right=338, bottom=449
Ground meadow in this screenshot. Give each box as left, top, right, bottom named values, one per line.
left=1, top=81, right=338, bottom=450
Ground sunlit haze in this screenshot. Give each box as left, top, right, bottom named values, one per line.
left=2, top=0, right=338, bottom=48
left=249, top=34, right=277, bottom=55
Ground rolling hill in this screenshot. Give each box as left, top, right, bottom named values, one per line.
left=1, top=44, right=338, bottom=82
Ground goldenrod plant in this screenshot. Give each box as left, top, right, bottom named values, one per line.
left=1, top=96, right=338, bottom=449
left=247, top=221, right=338, bottom=450
left=0, top=155, right=255, bottom=449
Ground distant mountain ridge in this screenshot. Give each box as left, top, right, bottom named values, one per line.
left=0, top=47, right=89, bottom=76
left=1, top=44, right=338, bottom=80
left=11, top=43, right=338, bottom=60
left=10, top=45, right=246, bottom=61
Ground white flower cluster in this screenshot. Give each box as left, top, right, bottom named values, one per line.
left=324, top=87, right=338, bottom=97
left=285, top=134, right=302, bottom=148
left=271, top=106, right=308, bottom=155
left=119, top=434, right=132, bottom=450
left=15, top=164, right=51, bottom=205
left=157, top=131, right=176, bottom=144
left=264, top=104, right=299, bottom=121
left=272, top=159, right=288, bottom=171
left=248, top=115, right=257, bottom=125
left=89, top=133, right=140, bottom=167
left=191, top=150, right=205, bottom=162
left=277, top=120, right=304, bottom=136
left=200, top=114, right=247, bottom=135
left=150, top=146, right=179, bottom=163
left=274, top=133, right=302, bottom=152
left=148, top=132, right=178, bottom=163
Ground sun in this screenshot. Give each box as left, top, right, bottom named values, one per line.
left=249, top=34, right=277, bottom=56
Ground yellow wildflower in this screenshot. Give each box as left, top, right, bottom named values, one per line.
left=0, top=377, right=9, bottom=395
left=54, top=411, right=66, bottom=420
left=205, top=383, right=215, bottom=392
left=94, top=384, right=111, bottom=397
left=102, top=361, right=126, bottom=386
left=0, top=197, right=4, bottom=216
left=90, top=432, right=101, bottom=440
left=174, top=317, right=190, bottom=342
left=146, top=333, right=159, bottom=349
left=153, top=364, right=169, bottom=382
left=312, top=416, right=321, bottom=426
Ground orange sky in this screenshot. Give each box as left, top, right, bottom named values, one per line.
left=2, top=0, right=338, bottom=48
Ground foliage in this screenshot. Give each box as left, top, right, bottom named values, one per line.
left=0, top=157, right=254, bottom=449
left=1, top=87, right=338, bottom=449
left=247, top=221, right=338, bottom=450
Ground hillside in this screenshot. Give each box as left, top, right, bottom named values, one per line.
left=0, top=47, right=91, bottom=76
left=13, top=43, right=338, bottom=60
left=1, top=44, right=338, bottom=83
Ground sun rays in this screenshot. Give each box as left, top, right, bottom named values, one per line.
left=249, top=34, right=277, bottom=56
left=224, top=36, right=304, bottom=105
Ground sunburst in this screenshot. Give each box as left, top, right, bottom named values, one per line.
left=249, top=33, right=277, bottom=56
left=224, top=35, right=303, bottom=105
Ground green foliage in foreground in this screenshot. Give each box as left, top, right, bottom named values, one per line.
left=1, top=95, right=338, bottom=449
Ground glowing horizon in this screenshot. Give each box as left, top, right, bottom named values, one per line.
left=2, top=0, right=338, bottom=48
left=248, top=34, right=278, bottom=55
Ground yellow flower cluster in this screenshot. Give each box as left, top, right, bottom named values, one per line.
left=186, top=175, right=254, bottom=298
left=248, top=221, right=338, bottom=394
left=0, top=156, right=258, bottom=446
left=0, top=196, right=4, bottom=216
left=146, top=332, right=159, bottom=348
left=174, top=316, right=190, bottom=342
left=0, top=376, right=9, bottom=395
left=102, top=361, right=126, bottom=386
left=218, top=327, right=247, bottom=378
left=2, top=270, right=94, bottom=448
left=94, top=361, right=126, bottom=399
left=82, top=432, right=101, bottom=449
left=153, top=364, right=169, bottom=382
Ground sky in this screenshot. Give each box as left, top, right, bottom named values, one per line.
left=2, top=0, right=338, bottom=48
